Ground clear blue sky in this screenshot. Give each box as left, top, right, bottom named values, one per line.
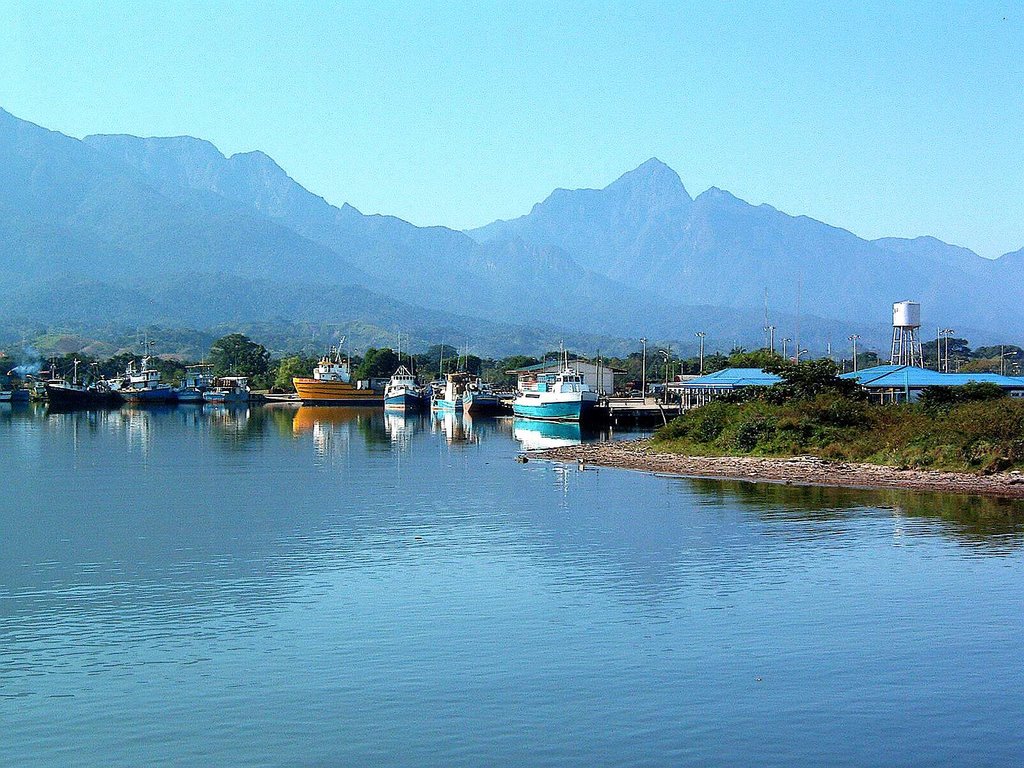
left=1, top=1, right=1021, bottom=257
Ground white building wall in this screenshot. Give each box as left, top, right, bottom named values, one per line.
left=516, top=362, right=618, bottom=394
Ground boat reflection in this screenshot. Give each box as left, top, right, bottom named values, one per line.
left=292, top=406, right=374, bottom=434
left=383, top=410, right=427, bottom=449
left=290, top=405, right=391, bottom=456
left=513, top=418, right=583, bottom=450
left=428, top=411, right=508, bottom=445
left=431, top=409, right=475, bottom=445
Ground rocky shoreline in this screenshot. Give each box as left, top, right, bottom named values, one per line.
left=531, top=439, right=1024, bottom=499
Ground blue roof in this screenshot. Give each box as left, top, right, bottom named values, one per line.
left=682, top=368, right=783, bottom=388
left=841, top=365, right=1024, bottom=389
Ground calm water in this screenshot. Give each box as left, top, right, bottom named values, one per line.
left=2, top=404, right=1023, bottom=767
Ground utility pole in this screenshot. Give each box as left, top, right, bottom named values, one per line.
left=695, top=332, right=706, bottom=375
left=941, top=328, right=954, bottom=373
left=849, top=334, right=860, bottom=373
left=639, top=337, right=647, bottom=399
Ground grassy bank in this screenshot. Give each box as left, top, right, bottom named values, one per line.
left=654, top=363, right=1024, bottom=474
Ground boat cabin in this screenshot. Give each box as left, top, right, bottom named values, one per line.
left=314, top=348, right=351, bottom=383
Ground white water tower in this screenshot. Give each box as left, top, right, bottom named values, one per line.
left=890, top=300, right=923, bottom=367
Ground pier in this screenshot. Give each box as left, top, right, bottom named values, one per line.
left=601, top=397, right=682, bottom=426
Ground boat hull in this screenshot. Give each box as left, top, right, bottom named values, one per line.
left=512, top=393, right=598, bottom=422
left=293, top=377, right=383, bottom=406
left=462, top=392, right=501, bottom=415
left=203, top=392, right=249, bottom=404
left=46, top=383, right=120, bottom=409
left=384, top=391, right=427, bottom=411
left=119, top=387, right=178, bottom=405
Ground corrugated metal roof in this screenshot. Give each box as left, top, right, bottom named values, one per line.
left=841, top=365, right=1024, bottom=389
left=681, top=368, right=783, bottom=388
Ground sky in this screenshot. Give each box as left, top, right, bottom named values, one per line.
left=1, top=1, right=1021, bottom=257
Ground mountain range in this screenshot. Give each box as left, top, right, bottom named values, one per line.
left=0, top=106, right=1019, bottom=358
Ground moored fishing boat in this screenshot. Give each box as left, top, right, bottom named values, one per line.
left=384, top=365, right=428, bottom=411
left=462, top=382, right=501, bottom=415
left=46, top=380, right=120, bottom=409
left=114, top=357, right=178, bottom=404
left=512, top=365, right=599, bottom=422
left=176, top=363, right=215, bottom=403
left=202, top=376, right=251, bottom=405
left=293, top=347, right=383, bottom=405
left=431, top=371, right=470, bottom=411
left=43, top=359, right=120, bottom=409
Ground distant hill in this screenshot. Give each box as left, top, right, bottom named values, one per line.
left=1, top=107, right=1021, bottom=359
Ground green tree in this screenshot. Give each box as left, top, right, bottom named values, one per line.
left=763, top=358, right=863, bottom=402
left=272, top=354, right=318, bottom=392
left=727, top=348, right=783, bottom=369
left=209, top=334, right=271, bottom=383
left=354, top=347, right=401, bottom=380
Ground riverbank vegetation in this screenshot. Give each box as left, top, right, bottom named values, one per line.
left=654, top=359, right=1024, bottom=474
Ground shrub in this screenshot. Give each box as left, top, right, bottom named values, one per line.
left=918, top=383, right=1007, bottom=409
left=733, top=414, right=776, bottom=451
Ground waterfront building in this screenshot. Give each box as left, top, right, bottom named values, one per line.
left=841, top=365, right=1024, bottom=403
left=677, top=368, right=782, bottom=409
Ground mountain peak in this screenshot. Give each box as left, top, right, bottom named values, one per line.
left=607, top=157, right=690, bottom=200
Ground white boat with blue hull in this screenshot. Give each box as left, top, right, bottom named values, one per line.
left=512, top=366, right=599, bottom=422
left=384, top=366, right=428, bottom=412
left=203, top=376, right=251, bottom=405
left=113, top=357, right=178, bottom=404
left=177, top=363, right=215, bottom=403
left=431, top=371, right=470, bottom=411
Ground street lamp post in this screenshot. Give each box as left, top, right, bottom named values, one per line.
left=659, top=349, right=671, bottom=402
left=695, top=332, right=706, bottom=375
left=782, top=337, right=791, bottom=359
left=639, top=338, right=647, bottom=399
left=849, top=334, right=860, bottom=373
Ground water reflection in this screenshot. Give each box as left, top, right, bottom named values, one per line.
left=428, top=410, right=508, bottom=445
left=679, top=477, right=1024, bottom=551
left=3, top=402, right=1024, bottom=767
left=513, top=418, right=582, bottom=450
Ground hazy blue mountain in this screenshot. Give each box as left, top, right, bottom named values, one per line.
left=471, top=157, right=693, bottom=282
left=81, top=133, right=755, bottom=341
left=0, top=109, right=370, bottom=293
left=469, top=160, right=1024, bottom=337
left=5, top=106, right=1023, bottom=357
